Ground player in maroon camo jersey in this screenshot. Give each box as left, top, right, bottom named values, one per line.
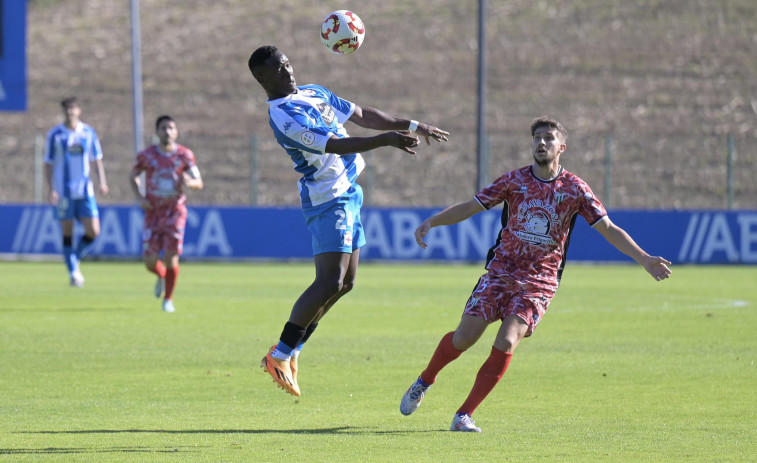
left=400, top=116, right=672, bottom=432
left=129, top=115, right=204, bottom=313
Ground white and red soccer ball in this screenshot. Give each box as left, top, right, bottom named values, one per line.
left=320, top=10, right=365, bottom=55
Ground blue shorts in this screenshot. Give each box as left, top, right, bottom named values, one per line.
left=303, top=184, right=366, bottom=255
left=56, top=196, right=99, bottom=221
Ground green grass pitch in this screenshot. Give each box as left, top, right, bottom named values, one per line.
left=0, top=261, right=754, bottom=462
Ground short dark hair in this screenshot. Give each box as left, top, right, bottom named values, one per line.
left=248, top=45, right=279, bottom=78
left=530, top=116, right=567, bottom=142
left=60, top=97, right=79, bottom=109
left=155, top=115, right=175, bottom=130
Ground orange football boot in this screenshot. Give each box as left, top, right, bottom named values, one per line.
left=260, top=346, right=300, bottom=396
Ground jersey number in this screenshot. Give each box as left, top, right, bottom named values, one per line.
left=334, top=209, right=353, bottom=230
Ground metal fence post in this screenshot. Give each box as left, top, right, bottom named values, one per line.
left=727, top=133, right=734, bottom=210
left=34, top=133, right=44, bottom=204
left=604, top=133, right=613, bottom=209
left=250, top=135, right=258, bottom=206
left=361, top=152, right=373, bottom=205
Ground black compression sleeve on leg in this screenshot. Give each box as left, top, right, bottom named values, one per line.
left=279, top=322, right=307, bottom=350
left=300, top=322, right=319, bottom=345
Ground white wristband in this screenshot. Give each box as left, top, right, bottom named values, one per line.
left=408, top=120, right=419, bottom=132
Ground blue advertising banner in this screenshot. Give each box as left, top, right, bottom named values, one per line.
left=1, top=204, right=756, bottom=264
left=0, top=0, right=27, bottom=111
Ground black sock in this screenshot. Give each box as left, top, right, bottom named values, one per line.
left=279, top=322, right=307, bottom=351
left=300, top=322, right=319, bottom=345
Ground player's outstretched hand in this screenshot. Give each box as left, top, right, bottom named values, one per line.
left=642, top=256, right=672, bottom=281
left=48, top=190, right=58, bottom=206
left=415, top=220, right=432, bottom=249
left=387, top=131, right=421, bottom=154
left=417, top=123, right=449, bottom=145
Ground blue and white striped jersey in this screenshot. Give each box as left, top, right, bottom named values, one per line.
left=44, top=122, right=103, bottom=200
left=267, top=84, right=365, bottom=207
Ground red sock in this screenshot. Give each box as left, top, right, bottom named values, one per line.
left=457, top=347, right=512, bottom=416
left=164, top=264, right=179, bottom=300
left=420, top=332, right=463, bottom=385
left=149, top=260, right=166, bottom=278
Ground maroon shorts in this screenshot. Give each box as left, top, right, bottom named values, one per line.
left=463, top=273, right=554, bottom=337
left=142, top=205, right=186, bottom=257
left=142, top=228, right=184, bottom=256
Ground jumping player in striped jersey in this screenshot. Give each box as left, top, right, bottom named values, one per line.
left=44, top=97, right=109, bottom=287
left=248, top=45, right=449, bottom=396
left=400, top=116, right=672, bottom=432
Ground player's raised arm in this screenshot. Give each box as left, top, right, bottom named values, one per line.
left=415, top=199, right=486, bottom=249
left=349, top=105, right=449, bottom=144
left=326, top=132, right=421, bottom=155
left=593, top=216, right=672, bottom=281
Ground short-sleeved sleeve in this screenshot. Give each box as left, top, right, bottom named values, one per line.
left=577, top=182, right=607, bottom=226
left=183, top=148, right=197, bottom=171
left=131, top=151, right=147, bottom=176
left=270, top=107, right=332, bottom=155
left=474, top=172, right=513, bottom=210
left=89, top=129, right=103, bottom=161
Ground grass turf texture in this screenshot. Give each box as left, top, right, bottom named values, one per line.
left=0, top=261, right=754, bottom=462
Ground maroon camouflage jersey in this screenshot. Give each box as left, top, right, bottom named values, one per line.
left=131, top=144, right=197, bottom=235
left=475, top=165, right=607, bottom=291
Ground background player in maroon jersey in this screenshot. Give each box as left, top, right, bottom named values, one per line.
left=399, top=116, right=672, bottom=432
left=129, top=116, right=204, bottom=313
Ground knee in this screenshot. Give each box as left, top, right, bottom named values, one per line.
left=87, top=225, right=100, bottom=239
left=340, top=278, right=355, bottom=294
left=324, top=276, right=357, bottom=298
left=494, top=338, right=516, bottom=353
left=493, top=334, right=521, bottom=354
left=143, top=256, right=157, bottom=269
left=315, top=277, right=344, bottom=298
left=452, top=332, right=476, bottom=352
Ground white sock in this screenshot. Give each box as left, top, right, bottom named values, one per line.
left=271, top=348, right=291, bottom=361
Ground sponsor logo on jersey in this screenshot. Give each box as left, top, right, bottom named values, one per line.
left=300, top=131, right=316, bottom=145
left=515, top=201, right=558, bottom=246
left=317, top=102, right=336, bottom=125
left=68, top=144, right=84, bottom=155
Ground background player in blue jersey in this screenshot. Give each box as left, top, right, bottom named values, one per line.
left=44, top=97, right=109, bottom=287
left=249, top=45, right=449, bottom=396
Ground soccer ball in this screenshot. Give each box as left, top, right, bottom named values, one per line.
left=320, top=10, right=365, bottom=55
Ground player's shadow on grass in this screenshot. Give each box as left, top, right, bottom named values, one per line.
left=6, top=428, right=440, bottom=454
left=20, top=426, right=440, bottom=435
left=0, top=446, right=199, bottom=455
left=0, top=307, right=131, bottom=312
